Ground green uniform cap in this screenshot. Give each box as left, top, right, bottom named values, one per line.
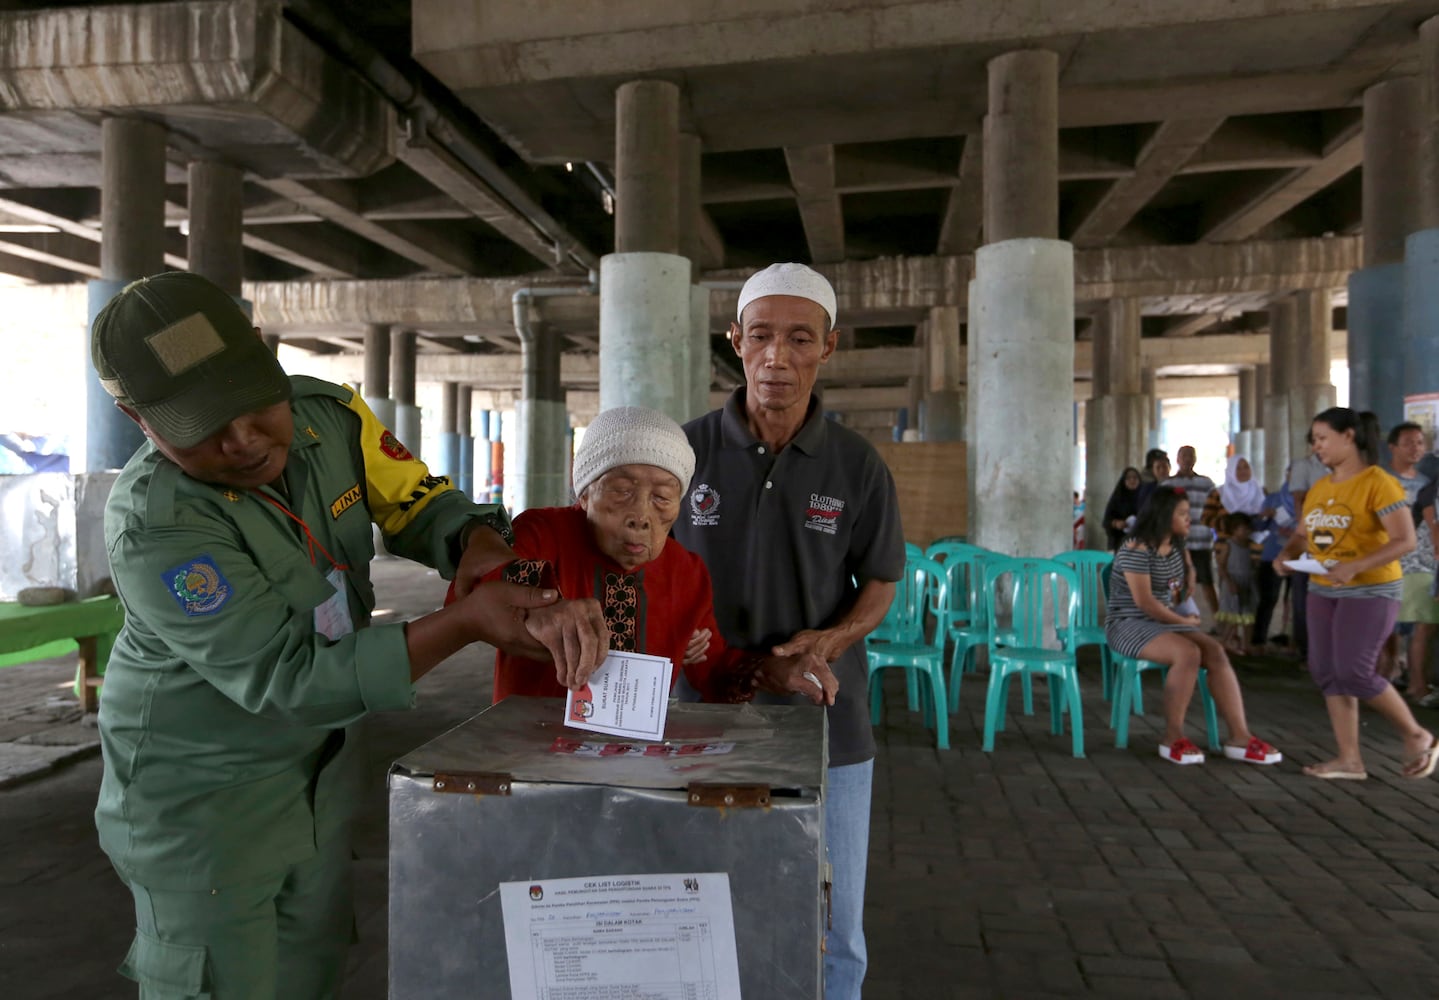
left=91, top=271, right=291, bottom=448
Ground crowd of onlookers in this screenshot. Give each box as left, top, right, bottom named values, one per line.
left=1098, top=409, right=1439, bottom=779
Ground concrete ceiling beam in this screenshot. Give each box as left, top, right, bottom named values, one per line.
left=0, top=232, right=101, bottom=278
left=1158, top=313, right=1223, bottom=338
left=1200, top=120, right=1364, bottom=242
left=239, top=224, right=364, bottom=279
left=253, top=178, right=476, bottom=275
left=0, top=1, right=394, bottom=178
left=936, top=134, right=984, bottom=256
left=1069, top=118, right=1226, bottom=246
left=783, top=144, right=846, bottom=264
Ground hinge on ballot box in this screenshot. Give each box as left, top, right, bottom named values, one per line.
left=687, top=782, right=771, bottom=808
left=432, top=771, right=512, bottom=795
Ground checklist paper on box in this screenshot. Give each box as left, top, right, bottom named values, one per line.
left=565, top=649, right=674, bottom=741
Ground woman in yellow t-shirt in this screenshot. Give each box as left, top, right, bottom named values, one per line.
left=1276, top=408, right=1437, bottom=780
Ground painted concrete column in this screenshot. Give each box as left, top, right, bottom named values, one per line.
left=1084, top=298, right=1147, bottom=550
left=1288, top=289, right=1337, bottom=460
left=1349, top=77, right=1419, bottom=431
left=1263, top=309, right=1293, bottom=490
left=1236, top=366, right=1265, bottom=484
left=187, top=159, right=244, bottom=296
left=439, top=381, right=461, bottom=484
left=973, top=49, right=1071, bottom=557
left=1405, top=27, right=1439, bottom=427
left=363, top=323, right=396, bottom=428
left=475, top=410, right=494, bottom=502
left=456, top=386, right=474, bottom=497
left=515, top=328, right=570, bottom=513
left=602, top=80, right=692, bottom=421
left=391, top=329, right=421, bottom=456
left=922, top=305, right=964, bottom=441
left=87, top=116, right=167, bottom=471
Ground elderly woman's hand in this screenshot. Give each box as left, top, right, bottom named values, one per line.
left=522, top=598, right=610, bottom=689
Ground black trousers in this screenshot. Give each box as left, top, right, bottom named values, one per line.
left=1253, top=561, right=1284, bottom=646
left=1291, top=571, right=1310, bottom=655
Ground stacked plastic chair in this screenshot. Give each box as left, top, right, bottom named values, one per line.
left=980, top=557, right=1085, bottom=758
left=1053, top=550, right=1115, bottom=700
left=866, top=556, right=950, bottom=750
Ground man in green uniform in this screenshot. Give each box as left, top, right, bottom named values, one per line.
left=90, top=271, right=608, bottom=998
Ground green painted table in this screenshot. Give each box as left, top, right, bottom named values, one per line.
left=0, top=597, right=125, bottom=712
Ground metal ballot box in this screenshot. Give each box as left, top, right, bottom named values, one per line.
left=387, top=696, right=827, bottom=999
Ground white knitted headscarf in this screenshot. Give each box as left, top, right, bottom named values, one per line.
left=736, top=262, right=837, bottom=329
left=573, top=406, right=696, bottom=496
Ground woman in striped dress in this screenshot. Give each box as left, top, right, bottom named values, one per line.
left=1107, top=487, right=1283, bottom=767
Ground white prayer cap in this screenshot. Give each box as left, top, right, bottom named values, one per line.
left=735, top=263, right=837, bottom=329
left=573, top=406, right=695, bottom=495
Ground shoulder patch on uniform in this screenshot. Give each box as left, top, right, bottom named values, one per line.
left=162, top=555, right=232, bottom=616
left=331, top=482, right=363, bottom=519
left=379, top=430, right=414, bottom=461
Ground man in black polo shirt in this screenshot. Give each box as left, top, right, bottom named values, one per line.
left=672, top=262, right=905, bottom=1000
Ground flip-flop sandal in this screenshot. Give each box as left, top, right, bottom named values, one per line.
left=1302, top=764, right=1368, bottom=780
left=1403, top=740, right=1439, bottom=779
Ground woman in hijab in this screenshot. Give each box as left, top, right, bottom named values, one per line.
left=1102, top=466, right=1144, bottom=550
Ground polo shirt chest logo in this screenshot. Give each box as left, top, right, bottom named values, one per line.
left=689, top=483, right=721, bottom=526
left=804, top=492, right=846, bottom=535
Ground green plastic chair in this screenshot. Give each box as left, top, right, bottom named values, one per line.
left=1109, top=654, right=1221, bottom=751
left=1054, top=550, right=1115, bottom=700
left=905, top=542, right=924, bottom=562
left=981, top=557, right=1084, bottom=758
left=867, top=556, right=950, bottom=749
left=943, top=548, right=999, bottom=712
left=866, top=556, right=925, bottom=711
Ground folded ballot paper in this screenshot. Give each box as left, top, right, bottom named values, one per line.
left=565, top=650, right=674, bottom=741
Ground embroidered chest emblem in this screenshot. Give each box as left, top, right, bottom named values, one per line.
left=689, top=483, right=721, bottom=526
left=330, top=483, right=362, bottom=519
left=162, top=555, right=232, bottom=616
left=804, top=493, right=846, bottom=535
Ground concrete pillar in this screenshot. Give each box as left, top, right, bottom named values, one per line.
left=965, top=280, right=980, bottom=538
left=438, top=382, right=461, bottom=483
left=1084, top=298, right=1147, bottom=550
left=921, top=305, right=964, bottom=441
left=87, top=117, right=168, bottom=471
left=973, top=241, right=1074, bottom=558
left=363, top=323, right=396, bottom=427
left=1288, top=290, right=1337, bottom=460
left=972, top=51, right=1071, bottom=556
left=1263, top=311, right=1292, bottom=490
left=1140, top=369, right=1161, bottom=450
left=983, top=51, right=1058, bottom=243
left=615, top=80, right=680, bottom=255
left=1349, top=77, right=1419, bottom=431
left=599, top=253, right=693, bottom=422
left=678, top=133, right=712, bottom=420
left=516, top=329, right=570, bottom=512
left=602, top=81, right=691, bottom=421
left=187, top=159, right=244, bottom=296
left=456, top=386, right=474, bottom=497
left=391, top=329, right=421, bottom=456
left=1406, top=27, right=1439, bottom=430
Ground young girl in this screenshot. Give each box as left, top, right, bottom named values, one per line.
left=1275, top=408, right=1438, bottom=780
left=1215, top=512, right=1257, bottom=655
left=1106, top=487, right=1282, bottom=766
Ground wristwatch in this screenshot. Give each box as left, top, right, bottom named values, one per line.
left=461, top=508, right=515, bottom=548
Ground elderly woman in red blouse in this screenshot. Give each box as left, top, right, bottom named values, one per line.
left=450, top=406, right=836, bottom=706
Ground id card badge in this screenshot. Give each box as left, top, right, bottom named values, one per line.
left=314, top=567, right=355, bottom=640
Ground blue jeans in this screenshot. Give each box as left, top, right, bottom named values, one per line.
left=824, top=759, right=873, bottom=1000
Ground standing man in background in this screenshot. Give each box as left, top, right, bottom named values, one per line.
left=673, top=263, right=906, bottom=1000
left=1164, top=445, right=1219, bottom=621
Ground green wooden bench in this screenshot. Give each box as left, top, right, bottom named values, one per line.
left=0, top=597, right=125, bottom=712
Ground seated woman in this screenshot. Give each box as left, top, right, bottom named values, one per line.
left=450, top=406, right=835, bottom=706
left=1106, top=487, right=1283, bottom=767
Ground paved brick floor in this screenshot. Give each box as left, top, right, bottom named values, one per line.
left=3, top=560, right=1438, bottom=999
